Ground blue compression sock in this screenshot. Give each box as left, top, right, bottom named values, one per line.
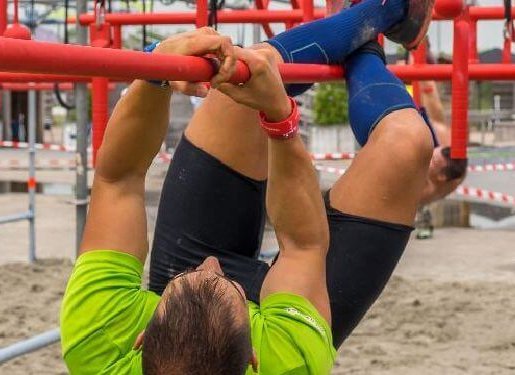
left=346, top=49, right=416, bottom=146
left=268, top=0, right=406, bottom=65
left=267, top=0, right=407, bottom=96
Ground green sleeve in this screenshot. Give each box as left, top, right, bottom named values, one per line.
left=60, top=250, right=160, bottom=374
left=249, top=293, right=337, bottom=375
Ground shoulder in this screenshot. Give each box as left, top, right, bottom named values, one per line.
left=61, top=250, right=160, bottom=374
left=249, top=293, right=336, bottom=375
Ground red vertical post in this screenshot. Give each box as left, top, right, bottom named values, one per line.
left=502, top=37, right=512, bottom=63
left=302, top=0, right=314, bottom=22
left=92, top=77, right=109, bottom=165
left=0, top=0, right=7, bottom=34
left=451, top=12, right=469, bottom=159
left=113, top=25, right=122, bottom=49
left=469, top=20, right=478, bottom=63
left=196, top=0, right=209, bottom=28
left=89, top=6, right=113, bottom=165
left=411, top=41, right=427, bottom=106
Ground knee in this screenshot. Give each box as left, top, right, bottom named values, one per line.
left=374, top=109, right=434, bottom=170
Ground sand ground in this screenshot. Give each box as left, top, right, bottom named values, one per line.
left=1, top=191, right=515, bottom=374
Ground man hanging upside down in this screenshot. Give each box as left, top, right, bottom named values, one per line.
left=418, top=78, right=468, bottom=205
left=61, top=0, right=438, bottom=373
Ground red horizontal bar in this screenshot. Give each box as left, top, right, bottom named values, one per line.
left=1, top=83, right=73, bottom=91
left=0, top=38, right=514, bottom=83
left=0, top=38, right=250, bottom=83
left=468, top=6, right=515, bottom=20
left=0, top=82, right=117, bottom=91
left=78, top=9, right=326, bottom=26
left=0, top=72, right=93, bottom=83
left=76, top=5, right=515, bottom=26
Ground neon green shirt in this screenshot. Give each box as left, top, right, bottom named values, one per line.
left=61, top=250, right=336, bottom=374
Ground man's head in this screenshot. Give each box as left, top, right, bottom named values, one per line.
left=141, top=257, right=254, bottom=375
left=427, top=146, right=468, bottom=199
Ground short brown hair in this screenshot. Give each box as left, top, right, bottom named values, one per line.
left=441, top=147, right=468, bottom=181
left=142, top=276, right=252, bottom=375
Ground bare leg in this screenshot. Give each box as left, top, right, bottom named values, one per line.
left=330, top=109, right=433, bottom=225
left=185, top=44, right=283, bottom=180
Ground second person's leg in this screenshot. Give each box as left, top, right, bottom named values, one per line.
left=326, top=43, right=434, bottom=346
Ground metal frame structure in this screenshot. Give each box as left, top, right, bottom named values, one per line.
left=0, top=89, right=36, bottom=263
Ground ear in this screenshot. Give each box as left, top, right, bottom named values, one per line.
left=249, top=349, right=258, bottom=373
left=133, top=331, right=145, bottom=350
left=436, top=172, right=448, bottom=183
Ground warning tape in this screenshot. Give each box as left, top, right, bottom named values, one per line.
left=0, top=154, right=172, bottom=170
left=0, top=141, right=81, bottom=152
left=315, top=165, right=515, bottom=206
left=310, top=152, right=356, bottom=161
left=454, top=186, right=515, bottom=205
left=314, top=165, right=347, bottom=175
left=467, top=162, right=515, bottom=172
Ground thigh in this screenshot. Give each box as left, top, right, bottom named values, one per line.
left=149, top=136, right=269, bottom=302
left=330, top=109, right=433, bottom=226
left=324, top=193, right=412, bottom=348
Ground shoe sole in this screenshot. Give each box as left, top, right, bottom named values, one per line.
left=385, top=0, right=436, bottom=50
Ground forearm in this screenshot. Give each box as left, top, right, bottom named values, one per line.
left=95, top=80, right=172, bottom=181
left=266, top=136, right=329, bottom=252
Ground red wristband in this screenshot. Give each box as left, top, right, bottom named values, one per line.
left=259, top=97, right=300, bottom=139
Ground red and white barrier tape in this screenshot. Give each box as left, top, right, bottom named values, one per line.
left=454, top=186, right=515, bottom=205
left=0, top=159, right=84, bottom=170
left=467, top=162, right=515, bottom=172
left=315, top=165, right=347, bottom=175
left=315, top=165, right=515, bottom=206
left=0, top=141, right=80, bottom=152
left=0, top=154, right=172, bottom=170
left=310, top=152, right=356, bottom=161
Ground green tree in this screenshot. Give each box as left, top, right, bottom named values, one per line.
left=313, top=82, right=349, bottom=126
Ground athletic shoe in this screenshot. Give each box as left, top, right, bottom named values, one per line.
left=345, top=0, right=435, bottom=50
left=384, top=0, right=436, bottom=50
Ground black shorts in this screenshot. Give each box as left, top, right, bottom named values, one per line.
left=150, top=136, right=412, bottom=348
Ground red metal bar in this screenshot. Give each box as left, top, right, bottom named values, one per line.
left=196, top=0, right=208, bottom=28
left=0, top=82, right=115, bottom=91
left=468, top=6, right=515, bottom=20
left=0, top=72, right=94, bottom=82
left=75, top=5, right=515, bottom=26
left=0, top=0, right=7, bottom=34
left=0, top=38, right=251, bottom=83
left=451, top=14, right=469, bottom=159
left=503, top=36, right=512, bottom=64
left=255, top=0, right=274, bottom=38
left=1, top=83, right=73, bottom=91
left=113, top=25, right=122, bottom=49
left=92, top=77, right=109, bottom=165
left=303, top=0, right=314, bottom=22
left=1, top=39, right=515, bottom=82
left=412, top=41, right=427, bottom=105
left=78, top=9, right=326, bottom=25
left=469, top=20, right=478, bottom=63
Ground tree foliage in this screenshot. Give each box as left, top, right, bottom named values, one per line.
left=313, top=82, right=349, bottom=126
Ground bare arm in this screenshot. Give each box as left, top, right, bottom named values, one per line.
left=80, top=29, right=235, bottom=263
left=263, top=135, right=330, bottom=323
left=80, top=80, right=172, bottom=262
left=217, top=49, right=330, bottom=323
